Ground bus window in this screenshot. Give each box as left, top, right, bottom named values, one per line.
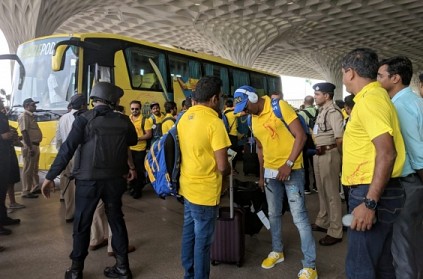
left=268, top=76, right=282, bottom=94
left=250, top=72, right=267, bottom=96
left=229, top=68, right=250, bottom=96
left=203, top=63, right=229, bottom=96
left=124, top=47, right=166, bottom=90
left=169, top=55, right=201, bottom=97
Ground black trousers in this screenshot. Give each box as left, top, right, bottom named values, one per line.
left=70, top=177, right=128, bottom=261
left=129, top=150, right=147, bottom=195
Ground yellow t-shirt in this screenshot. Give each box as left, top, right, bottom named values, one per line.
left=129, top=115, right=152, bottom=151
left=341, top=82, right=406, bottom=185
left=161, top=113, right=175, bottom=135
left=178, top=105, right=231, bottom=206
left=252, top=96, right=303, bottom=170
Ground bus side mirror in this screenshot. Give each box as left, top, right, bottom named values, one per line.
left=52, top=44, right=68, bottom=71
left=0, top=54, right=25, bottom=90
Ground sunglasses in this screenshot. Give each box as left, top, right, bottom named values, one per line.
left=131, top=108, right=140, bottom=111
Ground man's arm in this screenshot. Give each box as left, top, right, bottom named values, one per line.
left=138, top=129, right=152, bottom=140
left=351, top=132, right=396, bottom=231
left=214, top=147, right=231, bottom=176
left=256, top=138, right=265, bottom=190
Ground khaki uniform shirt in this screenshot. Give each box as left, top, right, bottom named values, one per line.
left=313, top=102, right=343, bottom=146
left=18, top=110, right=43, bottom=144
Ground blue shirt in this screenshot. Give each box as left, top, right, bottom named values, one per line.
left=391, top=87, right=423, bottom=176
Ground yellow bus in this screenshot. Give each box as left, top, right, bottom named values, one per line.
left=8, top=33, right=282, bottom=170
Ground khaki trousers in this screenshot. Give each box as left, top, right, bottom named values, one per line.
left=90, top=200, right=109, bottom=246
left=313, top=148, right=343, bottom=238
left=21, top=145, right=40, bottom=194
left=59, top=158, right=75, bottom=220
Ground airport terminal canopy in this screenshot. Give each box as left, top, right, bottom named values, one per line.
left=1, top=0, right=423, bottom=97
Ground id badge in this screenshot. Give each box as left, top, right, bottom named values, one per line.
left=313, top=124, right=318, bottom=135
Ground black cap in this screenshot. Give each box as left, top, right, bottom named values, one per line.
left=312, top=82, right=336, bottom=93
left=69, top=94, right=86, bottom=109
left=23, top=98, right=39, bottom=107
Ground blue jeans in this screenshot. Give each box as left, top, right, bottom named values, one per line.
left=181, top=199, right=218, bottom=279
left=265, top=169, right=316, bottom=268
left=346, top=180, right=405, bottom=279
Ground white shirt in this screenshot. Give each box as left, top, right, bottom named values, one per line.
left=56, top=109, right=77, bottom=149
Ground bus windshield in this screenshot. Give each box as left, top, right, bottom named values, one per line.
left=10, top=37, right=78, bottom=114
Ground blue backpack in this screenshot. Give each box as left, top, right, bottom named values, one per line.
left=144, top=112, right=184, bottom=199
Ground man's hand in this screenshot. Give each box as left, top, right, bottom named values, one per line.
left=41, top=179, right=55, bottom=199
left=258, top=177, right=265, bottom=192
left=127, top=169, right=137, bottom=182
left=1, top=131, right=14, bottom=140
left=277, top=164, right=292, bottom=181
left=350, top=203, right=376, bottom=231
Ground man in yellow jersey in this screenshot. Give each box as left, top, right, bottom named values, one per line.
left=178, top=76, right=231, bottom=279
left=311, top=82, right=344, bottom=246
left=222, top=99, right=241, bottom=172
left=234, top=86, right=317, bottom=279
left=341, top=48, right=406, bottom=279
left=129, top=100, right=152, bottom=199
left=148, top=102, right=164, bottom=145
left=161, top=101, right=177, bottom=135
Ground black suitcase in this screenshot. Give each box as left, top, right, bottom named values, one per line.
left=211, top=160, right=245, bottom=267
left=234, top=179, right=268, bottom=236
left=243, top=139, right=259, bottom=176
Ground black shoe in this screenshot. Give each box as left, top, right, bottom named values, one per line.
left=311, top=224, right=327, bottom=233
left=2, top=217, right=21, bottom=226
left=22, top=193, right=39, bottom=198
left=31, top=189, right=42, bottom=194
left=65, top=269, right=83, bottom=279
left=0, top=227, right=12, bottom=235
left=104, top=265, right=132, bottom=279
left=319, top=235, right=342, bottom=246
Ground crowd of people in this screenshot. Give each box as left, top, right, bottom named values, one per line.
left=1, top=47, right=423, bottom=279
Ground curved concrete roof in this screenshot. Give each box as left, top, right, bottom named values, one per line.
left=1, top=0, right=423, bottom=85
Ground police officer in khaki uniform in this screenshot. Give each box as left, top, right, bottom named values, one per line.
left=18, top=98, right=43, bottom=198
left=310, top=82, right=344, bottom=246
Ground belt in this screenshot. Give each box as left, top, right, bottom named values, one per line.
left=32, top=142, right=40, bottom=146
left=315, top=144, right=337, bottom=155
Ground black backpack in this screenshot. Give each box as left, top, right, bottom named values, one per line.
left=300, top=108, right=318, bottom=129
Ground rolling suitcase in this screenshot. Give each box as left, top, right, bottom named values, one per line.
left=211, top=158, right=245, bottom=267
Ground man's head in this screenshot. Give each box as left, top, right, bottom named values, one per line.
left=69, top=94, right=86, bottom=110
left=90, top=82, right=124, bottom=108
left=130, top=100, right=142, bottom=116
left=344, top=94, right=355, bottom=116
left=23, top=98, right=39, bottom=112
left=192, top=76, right=222, bottom=112
left=270, top=91, right=283, bottom=100
left=341, top=48, right=379, bottom=94
left=303, top=95, right=314, bottom=106
left=419, top=73, right=423, bottom=98
left=233, top=85, right=259, bottom=115
left=150, top=102, right=161, bottom=116
left=164, top=101, right=177, bottom=116
left=225, top=99, right=234, bottom=108
left=378, top=56, right=412, bottom=96
left=313, top=82, right=336, bottom=106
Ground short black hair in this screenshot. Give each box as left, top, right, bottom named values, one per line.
left=379, top=56, right=413, bottom=86
left=130, top=100, right=141, bottom=107
left=344, top=94, right=355, bottom=109
left=335, top=100, right=344, bottom=108
left=225, top=99, right=233, bottom=107
left=419, top=73, right=423, bottom=83
left=192, top=76, right=222, bottom=103
left=164, top=101, right=177, bottom=113
left=341, top=48, right=379, bottom=80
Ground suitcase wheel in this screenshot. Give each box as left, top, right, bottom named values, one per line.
left=236, top=261, right=243, bottom=267
left=211, top=260, right=219, bottom=266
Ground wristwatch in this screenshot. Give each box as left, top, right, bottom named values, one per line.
left=286, top=160, right=294, bottom=168
left=363, top=197, right=378, bottom=210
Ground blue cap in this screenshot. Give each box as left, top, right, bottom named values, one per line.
left=312, top=82, right=336, bottom=93
left=233, top=85, right=256, bottom=113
